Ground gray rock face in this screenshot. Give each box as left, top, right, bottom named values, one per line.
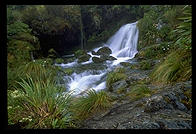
left=81, top=81, right=192, bottom=129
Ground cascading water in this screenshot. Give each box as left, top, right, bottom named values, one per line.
left=57, top=21, right=139, bottom=95
left=107, top=22, right=138, bottom=58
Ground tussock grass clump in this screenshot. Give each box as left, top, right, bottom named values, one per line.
left=12, top=75, right=74, bottom=128
left=72, top=89, right=112, bottom=121
left=150, top=49, right=192, bottom=84
left=140, top=60, right=152, bottom=70
left=17, top=61, right=57, bottom=82
left=106, top=71, right=127, bottom=91
left=126, top=84, right=152, bottom=101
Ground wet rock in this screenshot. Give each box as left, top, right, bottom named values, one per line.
left=174, top=101, right=188, bottom=111
left=97, top=47, right=112, bottom=56
left=108, top=56, right=117, bottom=61
left=120, top=62, right=132, bottom=67
left=78, top=54, right=91, bottom=63
left=142, top=122, right=160, bottom=129
left=92, top=57, right=105, bottom=63
left=111, top=80, right=128, bottom=92
left=92, top=50, right=98, bottom=55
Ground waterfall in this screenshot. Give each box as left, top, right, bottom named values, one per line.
left=107, top=21, right=139, bottom=59
left=57, top=21, right=139, bottom=95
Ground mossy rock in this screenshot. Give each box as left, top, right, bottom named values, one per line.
left=120, top=62, right=132, bottom=67
left=63, top=68, right=74, bottom=75
left=78, top=54, right=91, bottom=63
left=92, top=57, right=105, bottom=63
left=106, top=71, right=127, bottom=92
left=55, top=58, right=64, bottom=64
left=108, top=56, right=117, bottom=61
left=92, top=50, right=98, bottom=55
left=74, top=49, right=86, bottom=58
left=96, top=47, right=112, bottom=56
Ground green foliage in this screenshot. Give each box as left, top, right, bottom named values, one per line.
left=7, top=40, right=34, bottom=68
left=106, top=70, right=127, bottom=91
left=137, top=6, right=182, bottom=49
left=10, top=75, right=74, bottom=128
left=140, top=60, right=152, bottom=70
left=16, top=60, right=58, bottom=84
left=48, top=48, right=57, bottom=58
left=55, top=58, right=64, bottom=64
left=172, top=5, right=192, bottom=50
left=137, top=8, right=159, bottom=47
left=72, top=89, right=112, bottom=121
left=126, top=84, right=152, bottom=101
left=74, top=49, right=86, bottom=58
left=150, top=49, right=192, bottom=84
left=7, top=21, right=32, bottom=40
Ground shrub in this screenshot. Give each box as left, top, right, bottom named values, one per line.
left=11, top=75, right=74, bottom=128
left=71, top=89, right=112, bottom=121
left=106, top=71, right=127, bottom=91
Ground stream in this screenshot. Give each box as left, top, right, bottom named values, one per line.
left=56, top=21, right=139, bottom=95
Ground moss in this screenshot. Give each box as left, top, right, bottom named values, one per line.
left=55, top=58, right=64, bottom=64
left=63, top=68, right=74, bottom=75
left=74, top=50, right=86, bottom=58
left=78, top=54, right=91, bottom=63
left=106, top=71, right=127, bottom=92
left=126, top=84, right=152, bottom=101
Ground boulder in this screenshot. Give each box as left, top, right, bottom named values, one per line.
left=92, top=50, right=98, bottom=55
left=108, top=56, right=117, bottom=61
left=78, top=54, right=91, bottom=63
left=96, top=47, right=112, bottom=56
left=100, top=55, right=117, bottom=61
left=92, top=57, right=105, bottom=63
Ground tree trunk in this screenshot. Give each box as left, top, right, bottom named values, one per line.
left=80, top=5, right=86, bottom=50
